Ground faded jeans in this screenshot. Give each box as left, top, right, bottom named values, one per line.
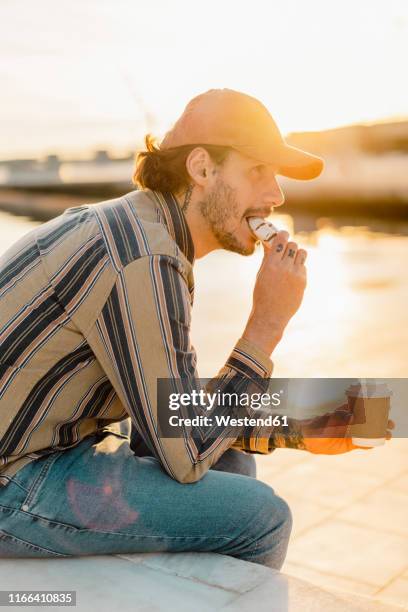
left=0, top=419, right=292, bottom=569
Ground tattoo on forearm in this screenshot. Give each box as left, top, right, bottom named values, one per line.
left=182, top=185, right=193, bottom=213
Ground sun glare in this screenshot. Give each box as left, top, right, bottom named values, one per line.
left=0, top=0, right=407, bottom=158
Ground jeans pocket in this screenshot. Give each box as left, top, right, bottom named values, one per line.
left=0, top=529, right=67, bottom=558
left=18, top=451, right=65, bottom=513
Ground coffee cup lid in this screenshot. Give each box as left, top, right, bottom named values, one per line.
left=346, top=382, right=392, bottom=398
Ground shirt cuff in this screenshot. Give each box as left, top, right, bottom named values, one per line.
left=226, top=337, right=273, bottom=379
left=233, top=416, right=306, bottom=455
left=232, top=435, right=272, bottom=454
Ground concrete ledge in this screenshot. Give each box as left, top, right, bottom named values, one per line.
left=0, top=553, right=404, bottom=611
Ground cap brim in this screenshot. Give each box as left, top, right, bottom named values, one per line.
left=233, top=143, right=324, bottom=180
left=277, top=144, right=324, bottom=180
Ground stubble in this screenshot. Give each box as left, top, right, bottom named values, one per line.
left=198, top=176, right=253, bottom=256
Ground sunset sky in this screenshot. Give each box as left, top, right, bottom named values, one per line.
left=1, top=0, right=407, bottom=159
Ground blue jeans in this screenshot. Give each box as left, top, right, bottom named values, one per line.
left=0, top=419, right=292, bottom=569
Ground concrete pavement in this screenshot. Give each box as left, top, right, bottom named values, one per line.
left=257, top=438, right=408, bottom=609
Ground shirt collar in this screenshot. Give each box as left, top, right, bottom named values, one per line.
left=150, top=190, right=195, bottom=265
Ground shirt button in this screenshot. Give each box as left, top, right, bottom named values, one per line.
left=22, top=504, right=29, bottom=511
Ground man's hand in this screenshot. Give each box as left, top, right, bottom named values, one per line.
left=243, top=230, right=308, bottom=356
left=301, top=404, right=395, bottom=454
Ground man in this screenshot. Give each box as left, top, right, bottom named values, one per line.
left=0, top=89, right=393, bottom=566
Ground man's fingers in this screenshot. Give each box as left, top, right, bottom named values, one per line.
left=351, top=443, right=372, bottom=451
left=263, top=232, right=307, bottom=268
left=295, top=248, right=307, bottom=266
left=385, top=420, right=395, bottom=439
left=282, top=241, right=298, bottom=263
left=304, top=414, right=396, bottom=454
left=265, top=230, right=290, bottom=260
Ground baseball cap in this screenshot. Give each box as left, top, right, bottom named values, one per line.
left=160, top=89, right=324, bottom=180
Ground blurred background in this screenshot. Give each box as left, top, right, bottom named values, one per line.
left=1, top=0, right=407, bottom=377
left=1, top=1, right=407, bottom=605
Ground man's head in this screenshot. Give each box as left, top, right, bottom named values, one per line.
left=133, top=88, right=324, bottom=257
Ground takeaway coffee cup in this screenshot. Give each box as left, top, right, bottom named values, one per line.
left=346, top=381, right=392, bottom=447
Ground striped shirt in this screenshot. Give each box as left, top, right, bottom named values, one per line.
left=0, top=188, right=304, bottom=487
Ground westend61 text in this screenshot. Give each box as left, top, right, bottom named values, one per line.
left=168, top=415, right=289, bottom=427
left=168, top=390, right=283, bottom=411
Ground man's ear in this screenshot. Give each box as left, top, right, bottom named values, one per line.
left=186, top=147, right=211, bottom=187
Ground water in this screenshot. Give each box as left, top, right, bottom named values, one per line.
left=191, top=212, right=408, bottom=378
left=1, top=209, right=407, bottom=378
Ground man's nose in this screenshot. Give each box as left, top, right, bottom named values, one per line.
left=263, top=177, right=285, bottom=208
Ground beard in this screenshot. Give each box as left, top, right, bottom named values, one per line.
left=198, top=176, right=254, bottom=256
